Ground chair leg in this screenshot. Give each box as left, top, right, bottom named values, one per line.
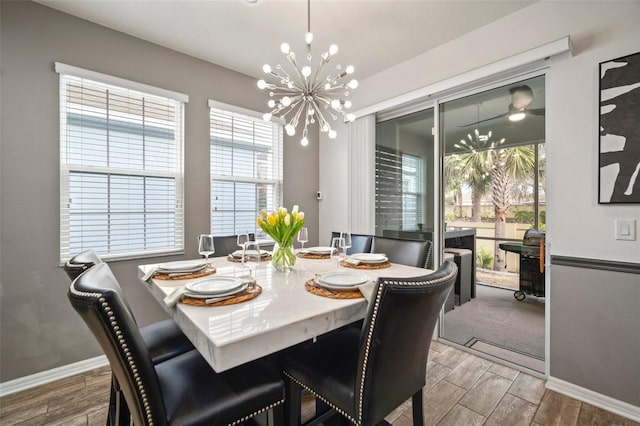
left=411, top=388, right=424, bottom=426
left=271, top=401, right=285, bottom=426
left=284, top=377, right=302, bottom=426
left=106, top=374, right=130, bottom=426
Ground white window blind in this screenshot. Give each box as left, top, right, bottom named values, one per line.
left=58, top=66, right=186, bottom=262
left=209, top=101, right=283, bottom=237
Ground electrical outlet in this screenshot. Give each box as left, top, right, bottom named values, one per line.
left=615, top=219, right=636, bottom=241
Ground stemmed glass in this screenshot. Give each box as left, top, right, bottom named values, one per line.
left=198, top=234, right=215, bottom=265
left=242, top=241, right=261, bottom=278
left=331, top=237, right=346, bottom=268
left=297, top=227, right=309, bottom=250
left=236, top=233, right=250, bottom=252
left=340, top=232, right=352, bottom=255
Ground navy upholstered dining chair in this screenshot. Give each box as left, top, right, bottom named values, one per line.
left=370, top=236, right=431, bottom=268
left=330, top=232, right=373, bottom=255
left=64, top=250, right=194, bottom=365
left=280, top=261, right=457, bottom=426
left=68, top=262, right=285, bottom=426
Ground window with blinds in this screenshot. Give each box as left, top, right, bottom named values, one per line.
left=58, top=65, right=186, bottom=261
left=209, top=102, right=283, bottom=237
left=375, top=146, right=423, bottom=234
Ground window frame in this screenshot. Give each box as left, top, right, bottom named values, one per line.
left=208, top=100, right=284, bottom=238
left=57, top=63, right=188, bottom=262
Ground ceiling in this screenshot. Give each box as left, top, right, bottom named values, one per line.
left=35, top=0, right=537, bottom=81
left=36, top=0, right=544, bottom=147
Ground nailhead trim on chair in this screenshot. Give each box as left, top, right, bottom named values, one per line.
left=228, top=398, right=285, bottom=426
left=356, top=267, right=458, bottom=424
left=70, top=284, right=155, bottom=426
left=283, top=372, right=359, bottom=425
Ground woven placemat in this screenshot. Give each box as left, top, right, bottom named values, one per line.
left=298, top=252, right=331, bottom=259
left=341, top=261, right=391, bottom=270
left=227, top=255, right=272, bottom=263
left=304, top=279, right=363, bottom=299
left=154, top=266, right=217, bottom=280
left=181, top=284, right=262, bottom=306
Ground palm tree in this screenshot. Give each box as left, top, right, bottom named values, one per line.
left=489, top=146, right=535, bottom=269
left=446, top=138, right=536, bottom=270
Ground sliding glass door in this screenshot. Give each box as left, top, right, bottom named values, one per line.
left=375, top=109, right=435, bottom=258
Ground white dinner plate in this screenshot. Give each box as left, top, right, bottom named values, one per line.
left=351, top=253, right=389, bottom=264
left=186, top=276, right=245, bottom=295
left=230, top=249, right=270, bottom=259
left=184, top=283, right=248, bottom=299
left=307, top=246, right=334, bottom=254
left=316, top=272, right=369, bottom=291
left=157, top=260, right=208, bottom=273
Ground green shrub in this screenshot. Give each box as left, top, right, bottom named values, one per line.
left=513, top=209, right=535, bottom=224
left=476, top=248, right=493, bottom=269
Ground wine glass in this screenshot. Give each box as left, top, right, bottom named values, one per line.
left=331, top=237, right=346, bottom=268
left=242, top=241, right=261, bottom=278
left=236, top=233, right=249, bottom=252
left=198, top=234, right=215, bottom=265
left=340, top=232, right=352, bottom=255
left=297, top=227, right=309, bottom=250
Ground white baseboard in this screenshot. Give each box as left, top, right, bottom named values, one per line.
left=546, top=376, right=640, bottom=422
left=0, top=355, right=108, bottom=398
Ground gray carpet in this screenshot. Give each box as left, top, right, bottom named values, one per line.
left=442, top=284, right=545, bottom=360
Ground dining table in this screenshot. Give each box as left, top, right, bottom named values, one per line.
left=138, top=252, right=432, bottom=373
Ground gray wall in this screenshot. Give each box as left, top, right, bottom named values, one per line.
left=550, top=263, right=639, bottom=406
left=0, top=0, right=319, bottom=382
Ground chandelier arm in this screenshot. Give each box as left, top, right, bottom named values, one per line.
left=285, top=54, right=308, bottom=86
left=310, top=99, right=332, bottom=131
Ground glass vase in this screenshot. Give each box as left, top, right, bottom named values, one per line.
left=271, top=242, right=296, bottom=272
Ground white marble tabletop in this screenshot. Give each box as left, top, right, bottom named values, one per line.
left=138, top=255, right=431, bottom=372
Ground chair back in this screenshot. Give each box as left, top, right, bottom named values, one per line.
left=64, top=249, right=103, bottom=280
left=355, top=261, right=457, bottom=425
left=330, top=232, right=373, bottom=255
left=68, top=263, right=167, bottom=426
left=370, top=236, right=430, bottom=267
left=213, top=235, right=241, bottom=256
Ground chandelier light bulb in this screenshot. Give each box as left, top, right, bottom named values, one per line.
left=301, top=136, right=309, bottom=146
left=257, top=79, right=267, bottom=89
left=346, top=113, right=356, bottom=122
left=324, top=83, right=331, bottom=90
left=322, top=123, right=330, bottom=132
left=263, top=64, right=272, bottom=74
left=305, top=32, right=313, bottom=44
left=285, top=124, right=296, bottom=136
left=328, top=130, right=337, bottom=139
left=280, top=43, right=290, bottom=54
left=308, top=107, right=315, bottom=115
left=330, top=99, right=342, bottom=110
left=344, top=100, right=352, bottom=109
left=263, top=113, right=272, bottom=122
left=268, top=99, right=276, bottom=108
left=347, top=79, right=358, bottom=89
left=346, top=65, right=355, bottom=74
left=281, top=96, right=292, bottom=107
left=329, top=44, right=339, bottom=55
left=301, top=66, right=312, bottom=78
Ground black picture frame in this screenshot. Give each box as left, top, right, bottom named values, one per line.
left=598, top=51, right=640, bottom=204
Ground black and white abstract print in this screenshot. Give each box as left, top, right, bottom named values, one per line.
left=599, top=51, right=640, bottom=204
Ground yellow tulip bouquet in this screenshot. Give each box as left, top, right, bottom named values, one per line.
left=257, top=205, right=305, bottom=271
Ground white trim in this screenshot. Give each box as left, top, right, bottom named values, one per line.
left=354, top=36, right=571, bottom=119
left=54, top=62, right=189, bottom=103
left=546, top=376, right=640, bottom=423
left=208, top=99, right=285, bottom=124
left=0, top=355, right=108, bottom=398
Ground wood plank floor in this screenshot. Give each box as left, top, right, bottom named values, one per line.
left=1, top=341, right=637, bottom=425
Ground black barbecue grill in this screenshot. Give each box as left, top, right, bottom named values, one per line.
left=499, top=229, right=545, bottom=301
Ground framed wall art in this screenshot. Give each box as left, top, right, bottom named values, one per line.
left=598, top=51, right=640, bottom=204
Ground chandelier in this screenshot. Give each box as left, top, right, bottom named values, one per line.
left=257, top=0, right=357, bottom=146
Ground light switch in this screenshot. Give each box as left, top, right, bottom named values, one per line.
left=615, top=219, right=636, bottom=241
